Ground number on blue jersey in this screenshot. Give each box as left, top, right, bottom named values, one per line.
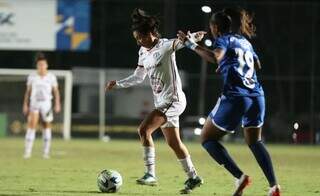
left=235, top=48, right=255, bottom=89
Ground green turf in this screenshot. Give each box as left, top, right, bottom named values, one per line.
left=0, top=138, right=319, bottom=196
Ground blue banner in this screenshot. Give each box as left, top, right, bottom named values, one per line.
left=56, top=0, right=90, bottom=51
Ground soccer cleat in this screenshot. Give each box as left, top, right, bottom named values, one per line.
left=23, top=153, right=31, bottom=159
left=180, top=176, right=203, bottom=194
left=136, top=173, right=158, bottom=186
left=233, top=174, right=251, bottom=196
left=43, top=154, right=50, bottom=159
left=268, top=185, right=281, bottom=196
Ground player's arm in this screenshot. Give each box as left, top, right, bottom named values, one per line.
left=51, top=75, right=61, bottom=113
left=171, top=31, right=207, bottom=51
left=194, top=46, right=225, bottom=64
left=177, top=30, right=225, bottom=64
left=23, top=85, right=31, bottom=116
left=53, top=86, right=61, bottom=113
left=105, top=65, right=147, bottom=91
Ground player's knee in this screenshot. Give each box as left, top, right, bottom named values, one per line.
left=43, top=123, right=51, bottom=129
left=28, top=121, right=37, bottom=129
left=137, top=126, right=150, bottom=138
left=28, top=124, right=36, bottom=129
left=200, top=129, right=214, bottom=144
left=247, top=139, right=263, bottom=146
left=201, top=139, right=219, bottom=150
left=28, top=118, right=38, bottom=128
left=200, top=134, right=207, bottom=144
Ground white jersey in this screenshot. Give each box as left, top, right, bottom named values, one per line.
left=116, top=38, right=185, bottom=108
left=27, top=72, right=58, bottom=103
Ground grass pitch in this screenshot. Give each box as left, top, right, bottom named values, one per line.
left=0, top=138, right=319, bottom=196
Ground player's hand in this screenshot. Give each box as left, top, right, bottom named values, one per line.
left=190, top=31, right=207, bottom=42
left=177, top=30, right=207, bottom=43
left=177, top=30, right=198, bottom=50
left=54, top=104, right=61, bottom=113
left=23, top=104, right=29, bottom=116
left=177, top=30, right=188, bottom=43
left=105, top=80, right=117, bottom=91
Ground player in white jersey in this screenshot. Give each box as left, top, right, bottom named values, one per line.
left=105, top=8, right=205, bottom=194
left=22, top=53, right=61, bottom=159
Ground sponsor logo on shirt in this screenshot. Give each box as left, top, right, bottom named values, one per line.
left=150, top=75, right=164, bottom=94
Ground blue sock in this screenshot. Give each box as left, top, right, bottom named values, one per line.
left=202, top=140, right=243, bottom=179
left=249, top=141, right=277, bottom=187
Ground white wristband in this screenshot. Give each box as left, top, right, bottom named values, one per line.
left=185, top=39, right=198, bottom=51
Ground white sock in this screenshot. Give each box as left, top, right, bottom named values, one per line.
left=179, top=155, right=197, bottom=179
left=43, top=128, right=52, bottom=156
left=143, top=146, right=155, bottom=177
left=25, top=128, right=36, bottom=156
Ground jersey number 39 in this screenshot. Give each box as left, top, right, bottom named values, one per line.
left=235, top=48, right=255, bottom=89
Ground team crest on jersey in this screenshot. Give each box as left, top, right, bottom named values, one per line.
left=153, top=52, right=162, bottom=61
left=156, top=40, right=164, bottom=48
left=145, top=62, right=162, bottom=71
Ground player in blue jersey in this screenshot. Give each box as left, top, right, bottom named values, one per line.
left=178, top=8, right=280, bottom=196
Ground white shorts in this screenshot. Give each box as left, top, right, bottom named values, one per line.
left=157, top=98, right=186, bottom=128
left=29, top=101, right=53, bottom=122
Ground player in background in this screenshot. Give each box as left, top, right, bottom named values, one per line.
left=106, top=8, right=205, bottom=194
left=178, top=8, right=280, bottom=196
left=23, top=52, right=61, bottom=159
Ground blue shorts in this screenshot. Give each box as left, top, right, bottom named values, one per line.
left=209, top=95, right=265, bottom=132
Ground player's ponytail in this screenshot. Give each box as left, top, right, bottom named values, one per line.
left=131, top=8, right=161, bottom=38
left=240, top=9, right=256, bottom=38
left=223, top=7, right=256, bottom=38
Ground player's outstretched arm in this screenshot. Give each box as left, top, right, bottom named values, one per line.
left=177, top=30, right=225, bottom=64
left=105, top=65, right=147, bottom=92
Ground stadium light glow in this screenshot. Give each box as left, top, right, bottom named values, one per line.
left=194, top=128, right=202, bottom=135
left=198, top=117, right=206, bottom=125
left=201, top=6, right=212, bottom=13
left=293, top=122, right=299, bottom=130
left=204, top=39, right=212, bottom=47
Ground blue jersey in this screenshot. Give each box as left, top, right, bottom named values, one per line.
left=213, top=33, right=264, bottom=97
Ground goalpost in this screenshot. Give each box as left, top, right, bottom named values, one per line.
left=0, top=68, right=72, bottom=140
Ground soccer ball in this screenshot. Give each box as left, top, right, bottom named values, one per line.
left=97, top=169, right=123, bottom=193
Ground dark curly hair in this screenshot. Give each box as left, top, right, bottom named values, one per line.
left=131, top=8, right=161, bottom=38
left=34, top=52, right=47, bottom=63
